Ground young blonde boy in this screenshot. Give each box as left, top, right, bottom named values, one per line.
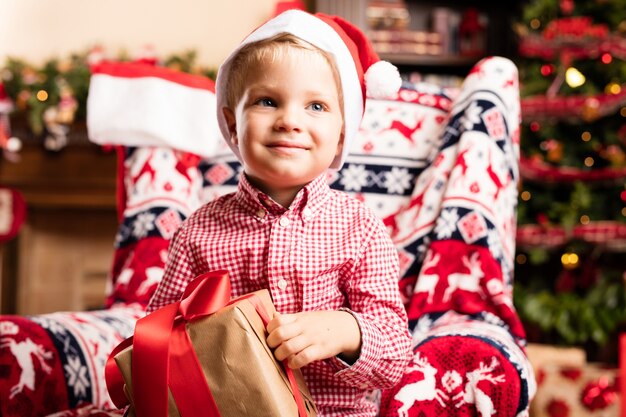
left=148, top=10, right=411, bottom=416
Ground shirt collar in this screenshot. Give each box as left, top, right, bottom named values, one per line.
left=235, top=173, right=331, bottom=221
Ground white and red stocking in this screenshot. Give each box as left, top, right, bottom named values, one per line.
left=87, top=62, right=218, bottom=308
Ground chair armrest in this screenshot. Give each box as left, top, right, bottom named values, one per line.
left=0, top=307, right=142, bottom=417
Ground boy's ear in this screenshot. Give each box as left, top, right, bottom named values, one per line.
left=222, top=107, right=238, bottom=145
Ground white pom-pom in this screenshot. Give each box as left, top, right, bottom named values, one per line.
left=364, top=61, right=402, bottom=99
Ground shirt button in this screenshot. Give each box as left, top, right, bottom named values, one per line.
left=256, top=209, right=266, bottom=219
left=277, top=279, right=288, bottom=290
left=279, top=217, right=290, bottom=227
left=302, top=208, right=312, bottom=218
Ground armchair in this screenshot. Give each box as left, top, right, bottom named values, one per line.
left=0, top=57, right=535, bottom=417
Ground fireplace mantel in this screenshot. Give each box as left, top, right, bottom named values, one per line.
left=0, top=139, right=118, bottom=314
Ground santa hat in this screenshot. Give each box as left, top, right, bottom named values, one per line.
left=87, top=61, right=220, bottom=157
left=215, top=9, right=402, bottom=169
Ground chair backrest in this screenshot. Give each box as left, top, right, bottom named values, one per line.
left=198, top=81, right=455, bottom=222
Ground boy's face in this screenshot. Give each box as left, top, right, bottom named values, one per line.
left=223, top=51, right=344, bottom=194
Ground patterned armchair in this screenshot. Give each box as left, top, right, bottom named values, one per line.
left=0, top=57, right=535, bottom=417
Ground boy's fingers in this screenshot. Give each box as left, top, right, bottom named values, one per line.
left=273, top=334, right=309, bottom=361
left=266, top=312, right=283, bottom=333
left=287, top=345, right=320, bottom=369
left=267, top=312, right=296, bottom=331
left=266, top=313, right=299, bottom=347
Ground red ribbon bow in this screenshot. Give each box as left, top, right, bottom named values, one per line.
left=581, top=376, right=617, bottom=411
left=105, top=270, right=308, bottom=417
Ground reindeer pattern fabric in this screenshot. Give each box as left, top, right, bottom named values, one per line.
left=107, top=146, right=204, bottom=308
left=378, top=58, right=536, bottom=417
left=0, top=58, right=534, bottom=417
left=0, top=146, right=203, bottom=417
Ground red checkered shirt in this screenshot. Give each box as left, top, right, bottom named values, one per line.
left=148, top=173, right=412, bottom=416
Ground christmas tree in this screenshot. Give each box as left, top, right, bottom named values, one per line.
left=513, top=0, right=626, bottom=363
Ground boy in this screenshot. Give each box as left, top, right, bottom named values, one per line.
left=148, top=9, right=411, bottom=416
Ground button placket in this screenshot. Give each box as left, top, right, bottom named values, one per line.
left=267, top=211, right=295, bottom=310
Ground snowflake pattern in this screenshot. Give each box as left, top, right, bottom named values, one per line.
left=31, top=316, right=67, bottom=336
left=460, top=101, right=483, bottom=131
left=434, top=208, right=459, bottom=238
left=383, top=167, right=413, bottom=195
left=64, top=354, right=90, bottom=398
left=339, top=164, right=369, bottom=192
left=114, top=223, right=131, bottom=247
left=132, top=212, right=156, bottom=239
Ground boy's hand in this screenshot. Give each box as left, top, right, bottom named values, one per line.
left=266, top=310, right=361, bottom=369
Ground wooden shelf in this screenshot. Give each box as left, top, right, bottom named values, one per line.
left=315, top=0, right=522, bottom=75
left=379, top=53, right=481, bottom=67
left=0, top=140, right=117, bottom=209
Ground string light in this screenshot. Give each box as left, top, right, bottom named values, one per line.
left=530, top=19, right=541, bottom=29
left=620, top=190, right=626, bottom=202
left=606, top=82, right=622, bottom=95
left=36, top=90, right=48, bottom=101
left=584, top=157, right=595, bottom=167
left=565, top=67, right=586, bottom=88
left=622, top=207, right=626, bottom=217
left=530, top=121, right=540, bottom=132
left=601, top=53, right=613, bottom=64
left=521, top=191, right=531, bottom=201
left=561, top=252, right=580, bottom=269
left=580, top=215, right=590, bottom=225
left=540, top=64, right=553, bottom=76
left=516, top=254, right=527, bottom=264
left=581, top=131, right=592, bottom=142
left=621, top=107, right=626, bottom=117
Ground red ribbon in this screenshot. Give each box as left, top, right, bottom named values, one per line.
left=106, top=270, right=309, bottom=417
left=581, top=376, right=617, bottom=411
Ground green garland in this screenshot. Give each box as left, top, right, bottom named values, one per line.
left=1, top=48, right=216, bottom=137
left=514, top=268, right=626, bottom=346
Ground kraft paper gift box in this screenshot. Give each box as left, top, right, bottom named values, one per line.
left=106, top=271, right=317, bottom=417
left=525, top=343, right=587, bottom=375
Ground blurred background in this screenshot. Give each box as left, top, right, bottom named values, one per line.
left=1, top=1, right=625, bottom=415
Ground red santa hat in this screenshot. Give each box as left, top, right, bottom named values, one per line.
left=215, top=9, right=402, bottom=169
left=87, top=61, right=220, bottom=157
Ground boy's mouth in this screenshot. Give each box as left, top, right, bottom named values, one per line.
left=267, top=141, right=310, bottom=151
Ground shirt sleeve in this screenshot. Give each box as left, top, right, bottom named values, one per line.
left=146, top=224, right=197, bottom=313
left=327, top=216, right=412, bottom=389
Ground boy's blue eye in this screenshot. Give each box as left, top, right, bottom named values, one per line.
left=257, top=98, right=275, bottom=107
left=309, top=102, right=325, bottom=112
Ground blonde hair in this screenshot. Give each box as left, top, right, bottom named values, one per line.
left=222, top=33, right=343, bottom=112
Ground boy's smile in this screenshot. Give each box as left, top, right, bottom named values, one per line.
left=223, top=51, right=344, bottom=206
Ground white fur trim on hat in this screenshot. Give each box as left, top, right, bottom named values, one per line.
left=87, top=64, right=220, bottom=157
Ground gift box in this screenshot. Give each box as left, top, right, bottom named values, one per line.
left=526, top=343, right=587, bottom=375
left=106, top=271, right=317, bottom=417
left=530, top=362, right=620, bottom=417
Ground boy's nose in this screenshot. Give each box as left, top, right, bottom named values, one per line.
left=274, top=106, right=302, bottom=132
